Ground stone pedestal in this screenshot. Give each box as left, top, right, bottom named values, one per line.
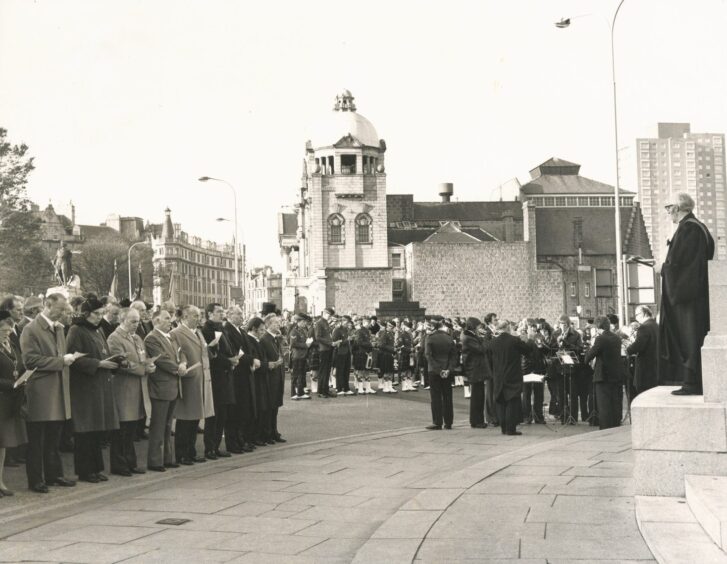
left=632, top=261, right=727, bottom=496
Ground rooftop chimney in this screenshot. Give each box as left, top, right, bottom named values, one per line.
left=438, top=182, right=454, bottom=203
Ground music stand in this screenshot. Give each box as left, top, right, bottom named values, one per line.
left=556, top=350, right=578, bottom=425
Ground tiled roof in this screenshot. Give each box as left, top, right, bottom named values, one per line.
left=388, top=226, right=497, bottom=246
left=424, top=222, right=481, bottom=243
left=410, top=201, right=522, bottom=222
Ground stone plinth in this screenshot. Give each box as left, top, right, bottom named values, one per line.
left=704, top=261, right=727, bottom=403
left=632, top=387, right=727, bottom=496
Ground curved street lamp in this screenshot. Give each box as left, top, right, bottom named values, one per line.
left=556, top=0, right=628, bottom=324
left=127, top=241, right=147, bottom=300
left=198, top=176, right=241, bottom=296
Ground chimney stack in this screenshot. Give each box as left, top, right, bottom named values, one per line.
left=438, top=182, right=454, bottom=203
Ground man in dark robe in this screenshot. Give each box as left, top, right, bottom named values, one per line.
left=626, top=305, right=658, bottom=397
left=658, top=193, right=715, bottom=395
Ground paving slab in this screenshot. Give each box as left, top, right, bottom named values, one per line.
left=120, top=547, right=245, bottom=563
left=216, top=532, right=328, bottom=555
left=45, top=542, right=152, bottom=563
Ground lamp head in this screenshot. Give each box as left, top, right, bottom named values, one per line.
left=555, top=17, right=571, bottom=28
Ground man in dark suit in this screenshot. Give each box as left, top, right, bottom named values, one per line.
left=201, top=303, right=237, bottom=459
left=261, top=314, right=286, bottom=443
left=223, top=306, right=257, bottom=453
left=490, top=320, right=534, bottom=436
left=424, top=316, right=458, bottom=430
left=20, top=293, right=77, bottom=492
left=482, top=312, right=499, bottom=426
left=658, top=194, right=715, bottom=395
left=313, top=308, right=338, bottom=398
left=585, top=316, right=624, bottom=429
left=98, top=302, right=120, bottom=340
left=144, top=309, right=186, bottom=471
left=627, top=305, right=658, bottom=398
left=246, top=317, right=270, bottom=446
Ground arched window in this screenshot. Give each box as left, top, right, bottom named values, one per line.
left=355, top=213, right=372, bottom=244
left=328, top=214, right=345, bottom=245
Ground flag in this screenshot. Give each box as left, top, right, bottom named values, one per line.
left=167, top=273, right=176, bottom=306
left=134, top=264, right=143, bottom=300
left=109, top=260, right=118, bottom=299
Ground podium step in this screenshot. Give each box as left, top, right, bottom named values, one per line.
left=686, top=475, right=727, bottom=552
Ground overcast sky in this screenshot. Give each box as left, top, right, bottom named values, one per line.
left=1, top=0, right=725, bottom=268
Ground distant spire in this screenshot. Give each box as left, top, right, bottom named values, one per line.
left=333, top=89, right=356, bottom=112
left=162, top=207, right=174, bottom=240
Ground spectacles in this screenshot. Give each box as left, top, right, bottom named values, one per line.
left=664, top=205, right=677, bottom=212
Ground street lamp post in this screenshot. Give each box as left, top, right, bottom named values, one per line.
left=127, top=241, right=146, bottom=300
left=198, top=177, right=241, bottom=297
left=556, top=0, right=629, bottom=325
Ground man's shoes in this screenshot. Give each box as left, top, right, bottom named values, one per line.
left=30, top=483, right=49, bottom=493
left=0, top=488, right=14, bottom=496
left=164, top=462, right=180, bottom=468
left=318, top=393, right=329, bottom=399
left=345, top=390, right=354, bottom=395
left=274, top=436, right=287, bottom=443
left=216, top=450, right=232, bottom=458
left=205, top=452, right=218, bottom=460
left=337, top=391, right=345, bottom=396
left=253, top=440, right=267, bottom=447
left=112, top=469, right=132, bottom=477
left=291, top=395, right=300, bottom=400
left=177, top=459, right=194, bottom=466
left=423, top=386, right=430, bottom=390
left=96, top=473, right=109, bottom=482
left=444, top=425, right=452, bottom=430
left=228, top=448, right=244, bottom=454
left=470, top=423, right=487, bottom=429
left=506, top=431, right=523, bottom=436
left=300, top=394, right=311, bottom=400
left=672, top=387, right=702, bottom=396
left=48, top=477, right=76, bottom=487
left=79, top=474, right=100, bottom=483
left=148, top=466, right=166, bottom=472
left=130, top=468, right=146, bottom=475
left=192, top=457, right=207, bottom=463
left=242, top=443, right=255, bottom=452
left=425, top=424, right=442, bottom=430
left=266, top=439, right=276, bottom=445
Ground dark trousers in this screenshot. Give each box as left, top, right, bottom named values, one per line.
left=595, top=381, right=622, bottom=430
left=255, top=408, right=271, bottom=442
left=110, top=421, right=138, bottom=472
left=469, top=381, right=486, bottom=426
left=174, top=419, right=199, bottom=461
left=270, top=406, right=280, bottom=439
left=335, top=353, right=351, bottom=392
left=227, top=375, right=255, bottom=449
left=204, top=403, right=230, bottom=454
left=292, top=359, right=307, bottom=397
left=521, top=382, right=545, bottom=422
left=148, top=398, right=176, bottom=467
left=318, top=349, right=333, bottom=395
left=485, top=378, right=498, bottom=424
left=496, top=393, right=520, bottom=434
left=429, top=375, right=453, bottom=427
left=74, top=431, right=105, bottom=478
left=25, top=420, right=65, bottom=487
left=571, top=370, right=590, bottom=422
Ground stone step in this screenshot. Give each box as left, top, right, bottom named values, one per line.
left=635, top=495, right=727, bottom=563
left=686, top=475, right=727, bottom=552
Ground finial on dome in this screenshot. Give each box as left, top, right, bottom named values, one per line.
left=333, top=89, right=356, bottom=112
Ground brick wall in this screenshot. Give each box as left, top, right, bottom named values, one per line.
left=407, top=241, right=563, bottom=322
left=324, top=267, right=393, bottom=315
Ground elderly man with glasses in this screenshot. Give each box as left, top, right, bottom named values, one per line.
left=659, top=193, right=715, bottom=395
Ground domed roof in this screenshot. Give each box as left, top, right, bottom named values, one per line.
left=307, top=91, right=380, bottom=149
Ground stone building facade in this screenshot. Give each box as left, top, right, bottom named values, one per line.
left=246, top=266, right=282, bottom=316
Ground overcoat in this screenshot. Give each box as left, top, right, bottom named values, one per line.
left=658, top=213, right=715, bottom=386
left=223, top=322, right=256, bottom=417
left=171, top=324, right=215, bottom=420
left=626, top=318, right=658, bottom=393
left=19, top=315, right=71, bottom=422
left=260, top=331, right=285, bottom=409
left=201, top=320, right=236, bottom=406
left=0, top=339, right=28, bottom=447
left=107, top=326, right=148, bottom=422
left=66, top=319, right=120, bottom=433
left=490, top=332, right=533, bottom=401
left=584, top=331, right=624, bottom=384
left=247, top=334, right=269, bottom=413
left=144, top=329, right=183, bottom=401
left=460, top=329, right=491, bottom=383
left=425, top=330, right=458, bottom=376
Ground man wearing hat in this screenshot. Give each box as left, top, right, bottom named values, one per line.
left=313, top=308, right=340, bottom=399
left=289, top=314, right=312, bottom=399
left=332, top=315, right=353, bottom=395
left=425, top=316, right=458, bottom=430
left=18, top=297, right=43, bottom=333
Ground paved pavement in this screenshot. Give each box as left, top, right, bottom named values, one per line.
left=0, top=386, right=652, bottom=563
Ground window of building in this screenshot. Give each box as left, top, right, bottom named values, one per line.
left=578, top=197, right=589, bottom=206
left=328, top=213, right=345, bottom=245
left=595, top=269, right=613, bottom=297
left=584, top=282, right=591, bottom=298
left=391, top=253, right=402, bottom=268
left=555, top=197, right=566, bottom=206
left=355, top=213, right=373, bottom=244
left=392, top=279, right=406, bottom=302
left=566, top=197, right=578, bottom=206
left=569, top=282, right=576, bottom=297
left=543, top=197, right=555, bottom=206
left=589, top=197, right=600, bottom=206
left=340, top=154, right=356, bottom=174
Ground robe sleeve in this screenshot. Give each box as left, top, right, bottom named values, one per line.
left=662, top=221, right=707, bottom=305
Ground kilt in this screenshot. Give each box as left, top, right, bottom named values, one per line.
left=353, top=350, right=369, bottom=371
left=378, top=351, right=395, bottom=374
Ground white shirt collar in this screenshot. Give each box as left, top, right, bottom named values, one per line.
left=155, top=327, right=172, bottom=340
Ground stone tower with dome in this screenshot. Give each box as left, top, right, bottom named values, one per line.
left=279, top=90, right=394, bottom=314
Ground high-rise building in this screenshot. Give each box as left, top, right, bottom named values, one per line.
left=636, top=123, right=726, bottom=263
